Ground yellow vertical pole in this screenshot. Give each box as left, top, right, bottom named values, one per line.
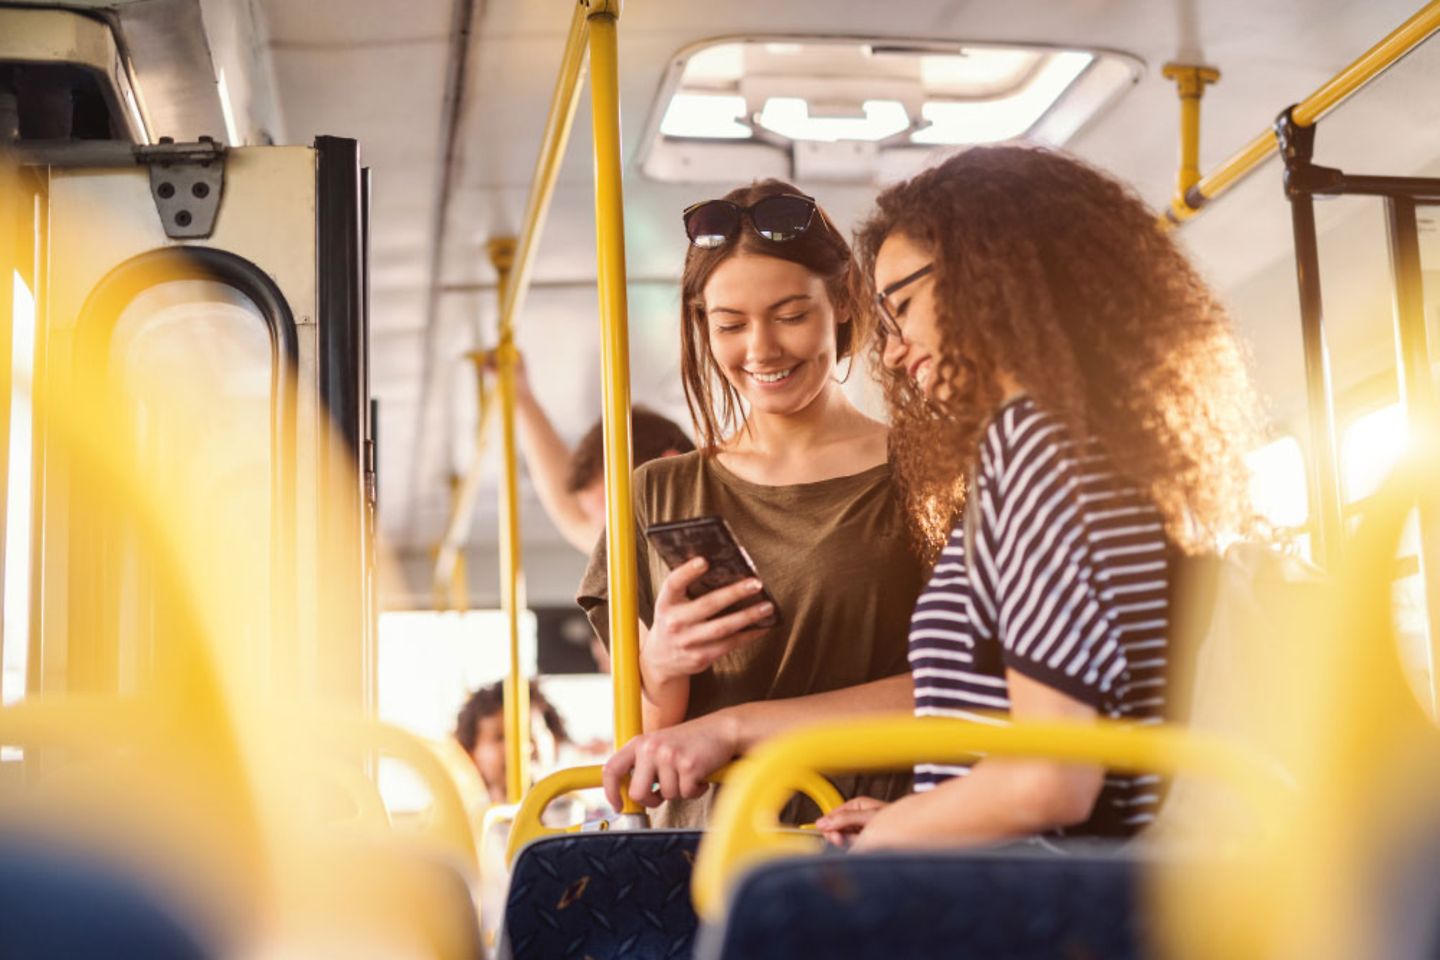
left=586, top=3, right=644, bottom=816
left=446, top=473, right=468, bottom=611
left=489, top=236, right=531, bottom=804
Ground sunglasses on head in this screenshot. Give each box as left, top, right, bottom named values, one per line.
left=682, top=193, right=818, bottom=249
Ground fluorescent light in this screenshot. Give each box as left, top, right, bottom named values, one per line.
left=920, top=49, right=1040, bottom=94
left=684, top=43, right=746, bottom=84
left=660, top=93, right=752, bottom=140
left=756, top=97, right=909, bottom=143
left=912, top=51, right=1092, bottom=145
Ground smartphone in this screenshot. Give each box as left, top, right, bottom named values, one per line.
left=643, top=516, right=779, bottom=628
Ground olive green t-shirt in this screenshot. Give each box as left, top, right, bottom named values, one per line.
left=577, top=450, right=924, bottom=826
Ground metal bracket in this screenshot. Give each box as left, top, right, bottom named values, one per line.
left=141, top=136, right=226, bottom=239
left=1274, top=106, right=1343, bottom=199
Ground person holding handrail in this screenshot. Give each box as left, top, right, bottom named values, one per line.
left=580, top=181, right=925, bottom=826
left=815, top=145, right=1264, bottom=847
left=492, top=351, right=695, bottom=554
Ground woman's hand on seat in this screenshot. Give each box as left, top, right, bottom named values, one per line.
left=642, top=557, right=772, bottom=684
left=602, top=710, right=742, bottom=810
left=816, top=796, right=890, bottom=847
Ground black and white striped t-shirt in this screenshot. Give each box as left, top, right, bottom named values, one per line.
left=908, top=397, right=1170, bottom=838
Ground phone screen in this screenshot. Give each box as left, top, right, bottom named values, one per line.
left=644, top=516, right=778, bottom=628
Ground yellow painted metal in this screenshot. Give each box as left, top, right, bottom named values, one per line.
left=506, top=764, right=606, bottom=863
left=691, top=715, right=1287, bottom=920
left=586, top=9, right=644, bottom=789
left=488, top=236, right=531, bottom=805
left=430, top=370, right=496, bottom=598
left=505, top=761, right=847, bottom=865
left=432, top=474, right=469, bottom=611
left=429, top=0, right=589, bottom=595
left=1168, top=0, right=1440, bottom=225
left=1161, top=63, right=1219, bottom=221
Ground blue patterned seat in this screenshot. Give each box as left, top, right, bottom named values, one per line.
left=497, top=830, right=703, bottom=960
left=696, top=846, right=1149, bottom=960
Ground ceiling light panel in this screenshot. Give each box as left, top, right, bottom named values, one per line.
left=639, top=37, right=1142, bottom=184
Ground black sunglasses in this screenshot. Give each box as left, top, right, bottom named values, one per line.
left=875, top=263, right=935, bottom=341
left=682, top=194, right=818, bottom=249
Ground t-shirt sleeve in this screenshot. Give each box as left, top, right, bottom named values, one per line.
left=979, top=411, right=1127, bottom=710
left=575, top=490, right=655, bottom=649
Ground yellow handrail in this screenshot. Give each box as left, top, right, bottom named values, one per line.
left=505, top=762, right=847, bottom=865
left=489, top=236, right=531, bottom=805
left=585, top=3, right=645, bottom=786
left=690, top=715, right=1287, bottom=921
left=430, top=0, right=590, bottom=593
left=1167, top=0, right=1440, bottom=224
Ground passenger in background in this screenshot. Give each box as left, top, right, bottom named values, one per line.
left=816, top=146, right=1263, bottom=849
left=581, top=180, right=925, bottom=827
left=454, top=680, right=571, bottom=805
left=503, top=351, right=694, bottom=553
left=499, top=353, right=695, bottom=671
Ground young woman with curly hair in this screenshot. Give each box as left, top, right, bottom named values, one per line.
left=816, top=145, right=1263, bottom=849
left=580, top=180, right=924, bottom=826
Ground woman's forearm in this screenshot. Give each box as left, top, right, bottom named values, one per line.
left=512, top=388, right=599, bottom=552
left=723, top=673, right=914, bottom=752
left=855, top=758, right=1104, bottom=849
left=638, top=623, right=690, bottom=731
left=640, top=668, right=690, bottom=732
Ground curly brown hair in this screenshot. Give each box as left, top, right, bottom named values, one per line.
left=679, top=180, right=869, bottom=450
left=855, top=145, right=1263, bottom=561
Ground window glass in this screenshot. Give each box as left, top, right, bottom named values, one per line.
left=1247, top=434, right=1308, bottom=533
left=108, top=280, right=275, bottom=687
left=2, top=271, right=35, bottom=711
left=1341, top=403, right=1410, bottom=505
left=374, top=609, right=614, bottom=815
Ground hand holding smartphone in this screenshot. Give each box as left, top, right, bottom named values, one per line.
left=644, top=516, right=779, bottom=628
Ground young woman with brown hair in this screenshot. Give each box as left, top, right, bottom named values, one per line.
left=579, top=181, right=924, bottom=826
left=816, top=145, right=1263, bottom=848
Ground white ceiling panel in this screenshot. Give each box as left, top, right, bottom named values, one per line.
left=255, top=0, right=1440, bottom=603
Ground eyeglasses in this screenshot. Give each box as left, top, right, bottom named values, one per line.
left=682, top=194, right=818, bottom=249
left=875, top=263, right=935, bottom=341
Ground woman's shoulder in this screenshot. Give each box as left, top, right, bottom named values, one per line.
left=981, top=396, right=1078, bottom=476
left=634, top=448, right=707, bottom=487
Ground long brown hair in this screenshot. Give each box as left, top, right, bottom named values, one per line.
left=855, top=145, right=1263, bottom=561
left=679, top=180, right=868, bottom=450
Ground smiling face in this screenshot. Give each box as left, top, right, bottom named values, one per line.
left=875, top=232, right=943, bottom=397
left=700, top=253, right=845, bottom=420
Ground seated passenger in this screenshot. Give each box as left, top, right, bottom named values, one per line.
left=454, top=680, right=571, bottom=805
left=817, top=146, right=1262, bottom=848
left=580, top=181, right=925, bottom=826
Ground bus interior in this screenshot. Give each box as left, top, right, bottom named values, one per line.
left=2, top=0, right=1440, bottom=957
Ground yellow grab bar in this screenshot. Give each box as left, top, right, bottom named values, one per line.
left=1167, top=0, right=1440, bottom=224
left=505, top=762, right=847, bottom=865
left=429, top=0, right=590, bottom=594
left=691, top=715, right=1287, bottom=920
left=585, top=2, right=645, bottom=787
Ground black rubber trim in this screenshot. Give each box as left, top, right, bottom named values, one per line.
left=316, top=135, right=363, bottom=455
left=76, top=244, right=298, bottom=368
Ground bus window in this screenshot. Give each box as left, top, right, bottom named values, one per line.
left=1341, top=403, right=1409, bottom=505
left=1, top=270, right=34, bottom=712
left=107, top=278, right=276, bottom=688
left=1247, top=434, right=1309, bottom=539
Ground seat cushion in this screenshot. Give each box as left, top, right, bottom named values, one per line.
left=499, top=830, right=703, bottom=960
left=696, top=845, right=1147, bottom=960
